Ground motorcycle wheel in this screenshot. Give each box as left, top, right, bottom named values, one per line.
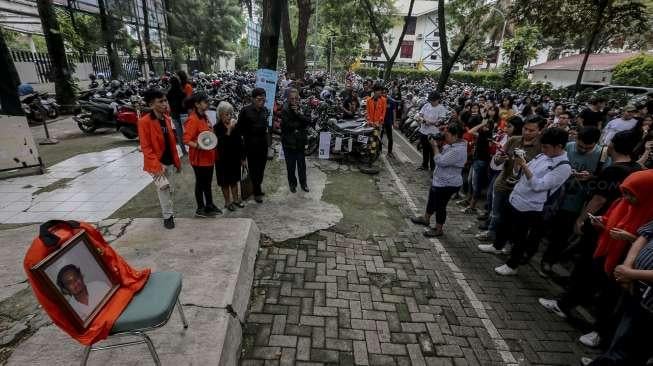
left=359, top=135, right=381, bottom=165
left=76, top=116, right=97, bottom=134
left=119, top=126, right=138, bottom=139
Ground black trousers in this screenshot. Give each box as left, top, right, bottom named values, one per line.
left=493, top=204, right=543, bottom=268
left=426, top=186, right=459, bottom=225
left=420, top=133, right=435, bottom=170
left=246, top=144, right=268, bottom=196
left=283, top=147, right=307, bottom=188
left=381, top=123, right=394, bottom=153
left=542, top=209, right=578, bottom=265
left=192, top=165, right=214, bottom=209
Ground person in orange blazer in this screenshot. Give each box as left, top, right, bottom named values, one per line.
left=183, top=92, right=220, bottom=217
left=365, top=84, right=387, bottom=127
left=138, top=89, right=181, bottom=229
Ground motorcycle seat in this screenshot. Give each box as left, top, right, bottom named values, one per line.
left=345, top=126, right=375, bottom=135
left=85, top=101, right=115, bottom=113
left=92, top=97, right=115, bottom=104
left=331, top=120, right=363, bottom=130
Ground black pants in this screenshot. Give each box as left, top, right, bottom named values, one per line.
left=283, top=147, right=307, bottom=188
left=192, top=165, right=214, bottom=209
left=426, top=186, right=459, bottom=225
left=589, top=295, right=653, bottom=366
left=381, top=123, right=393, bottom=153
left=493, top=204, right=543, bottom=269
left=420, top=133, right=434, bottom=170
left=246, top=145, right=268, bottom=196
left=542, top=209, right=578, bottom=265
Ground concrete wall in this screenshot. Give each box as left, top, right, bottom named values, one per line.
left=530, top=69, right=612, bottom=88
left=15, top=62, right=40, bottom=84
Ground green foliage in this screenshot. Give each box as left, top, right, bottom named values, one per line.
left=511, top=0, right=652, bottom=51
left=611, top=54, right=653, bottom=87
left=4, top=30, right=47, bottom=52
left=55, top=8, right=103, bottom=54
left=502, top=25, right=541, bottom=87
left=168, top=0, right=244, bottom=70
left=355, top=67, right=503, bottom=89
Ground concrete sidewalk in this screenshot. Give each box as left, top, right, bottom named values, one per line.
left=5, top=218, right=260, bottom=366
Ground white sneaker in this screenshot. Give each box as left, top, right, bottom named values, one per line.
left=478, top=244, right=503, bottom=254
left=580, top=357, right=593, bottom=366
left=579, top=331, right=601, bottom=348
left=538, top=298, right=567, bottom=319
left=494, top=264, right=518, bottom=276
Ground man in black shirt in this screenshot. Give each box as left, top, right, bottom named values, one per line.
left=237, top=87, right=270, bottom=203
left=577, top=96, right=607, bottom=128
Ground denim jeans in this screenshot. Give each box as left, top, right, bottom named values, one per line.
left=469, top=160, right=488, bottom=199
left=488, top=188, right=510, bottom=233
left=484, top=169, right=500, bottom=213
left=173, top=114, right=188, bottom=155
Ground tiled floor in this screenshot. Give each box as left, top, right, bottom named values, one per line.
left=0, top=147, right=152, bottom=224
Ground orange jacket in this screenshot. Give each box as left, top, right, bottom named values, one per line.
left=138, top=112, right=181, bottom=174
left=183, top=83, right=193, bottom=98
left=183, top=111, right=217, bottom=167
left=24, top=220, right=150, bottom=346
left=365, top=96, right=387, bottom=126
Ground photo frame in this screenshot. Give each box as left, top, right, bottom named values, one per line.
left=31, top=230, right=119, bottom=330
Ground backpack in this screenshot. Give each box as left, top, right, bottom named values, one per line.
left=542, top=160, right=571, bottom=222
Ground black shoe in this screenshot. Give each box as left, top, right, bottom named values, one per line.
left=477, top=213, right=489, bottom=221
left=301, top=185, right=310, bottom=192
left=205, top=204, right=222, bottom=215
left=226, top=203, right=236, bottom=212
left=290, top=186, right=297, bottom=193
left=417, top=166, right=426, bottom=171
left=234, top=201, right=245, bottom=208
left=163, top=216, right=175, bottom=229
left=254, top=195, right=263, bottom=203
left=423, top=228, right=443, bottom=237
left=195, top=208, right=209, bottom=218
left=410, top=216, right=429, bottom=226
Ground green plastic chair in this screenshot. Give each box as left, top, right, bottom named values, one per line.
left=80, top=272, right=188, bottom=366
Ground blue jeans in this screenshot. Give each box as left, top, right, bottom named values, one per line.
left=488, top=188, right=510, bottom=233
left=484, top=169, right=500, bottom=212
left=468, top=160, right=488, bottom=199
left=173, top=114, right=188, bottom=155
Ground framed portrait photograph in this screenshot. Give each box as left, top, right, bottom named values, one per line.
left=31, top=230, right=119, bottom=330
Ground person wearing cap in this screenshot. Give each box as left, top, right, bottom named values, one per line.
left=600, top=104, right=640, bottom=145
left=417, top=91, right=448, bottom=171
left=365, top=84, right=387, bottom=127
left=138, top=89, right=181, bottom=229
left=183, top=92, right=220, bottom=217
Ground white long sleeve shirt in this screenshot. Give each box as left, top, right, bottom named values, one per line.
left=509, top=152, right=572, bottom=212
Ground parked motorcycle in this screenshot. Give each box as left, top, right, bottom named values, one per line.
left=21, top=92, right=59, bottom=124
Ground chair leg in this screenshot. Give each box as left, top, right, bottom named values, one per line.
left=177, top=298, right=189, bottom=329
left=136, top=331, right=161, bottom=366
left=80, top=345, right=91, bottom=366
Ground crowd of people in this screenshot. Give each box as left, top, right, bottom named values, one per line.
left=137, top=68, right=653, bottom=365
left=404, top=87, right=653, bottom=365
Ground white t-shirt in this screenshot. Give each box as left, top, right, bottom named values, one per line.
left=600, top=117, right=638, bottom=145
left=418, top=103, right=448, bottom=135
left=67, top=281, right=111, bottom=320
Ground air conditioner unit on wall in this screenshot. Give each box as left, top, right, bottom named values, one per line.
left=417, top=34, right=423, bottom=40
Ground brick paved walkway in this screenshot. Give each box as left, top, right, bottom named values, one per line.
left=241, top=135, right=596, bottom=366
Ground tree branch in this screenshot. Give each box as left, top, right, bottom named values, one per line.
left=387, top=0, right=416, bottom=64
left=437, top=0, right=449, bottom=61
left=361, top=0, right=391, bottom=60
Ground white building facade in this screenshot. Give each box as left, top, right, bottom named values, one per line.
left=363, top=0, right=444, bottom=71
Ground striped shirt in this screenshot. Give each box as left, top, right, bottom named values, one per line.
left=635, top=221, right=653, bottom=271
left=432, top=141, right=467, bottom=188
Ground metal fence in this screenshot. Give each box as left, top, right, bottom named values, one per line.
left=10, top=50, right=173, bottom=83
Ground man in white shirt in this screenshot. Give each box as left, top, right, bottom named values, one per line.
left=489, top=128, right=573, bottom=276
left=57, top=264, right=111, bottom=320
left=418, top=91, right=449, bottom=171
left=600, top=104, right=639, bottom=145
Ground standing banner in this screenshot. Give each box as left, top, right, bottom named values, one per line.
left=255, top=68, right=278, bottom=127
left=319, top=132, right=331, bottom=159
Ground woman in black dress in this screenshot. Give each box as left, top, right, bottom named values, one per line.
left=215, top=101, right=245, bottom=211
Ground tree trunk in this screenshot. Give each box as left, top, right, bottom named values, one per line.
left=36, top=0, right=76, bottom=106
left=258, top=0, right=284, bottom=70
left=163, top=0, right=181, bottom=70
left=437, top=35, right=469, bottom=92
left=141, top=0, right=155, bottom=73
left=0, top=28, right=23, bottom=115
left=574, top=0, right=609, bottom=95
left=98, top=0, right=121, bottom=78
left=281, top=0, right=311, bottom=78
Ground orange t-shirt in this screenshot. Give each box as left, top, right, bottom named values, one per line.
left=365, top=96, right=387, bottom=126
left=183, top=83, right=193, bottom=97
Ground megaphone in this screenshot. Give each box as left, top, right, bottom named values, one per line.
left=197, top=130, right=217, bottom=150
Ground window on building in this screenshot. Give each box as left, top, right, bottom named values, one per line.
left=405, top=17, right=417, bottom=35
left=430, top=53, right=438, bottom=60
left=432, top=41, right=439, bottom=48
left=400, top=41, right=414, bottom=59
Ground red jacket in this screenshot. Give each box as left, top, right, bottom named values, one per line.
left=138, top=112, right=181, bottom=174
left=183, top=111, right=217, bottom=167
